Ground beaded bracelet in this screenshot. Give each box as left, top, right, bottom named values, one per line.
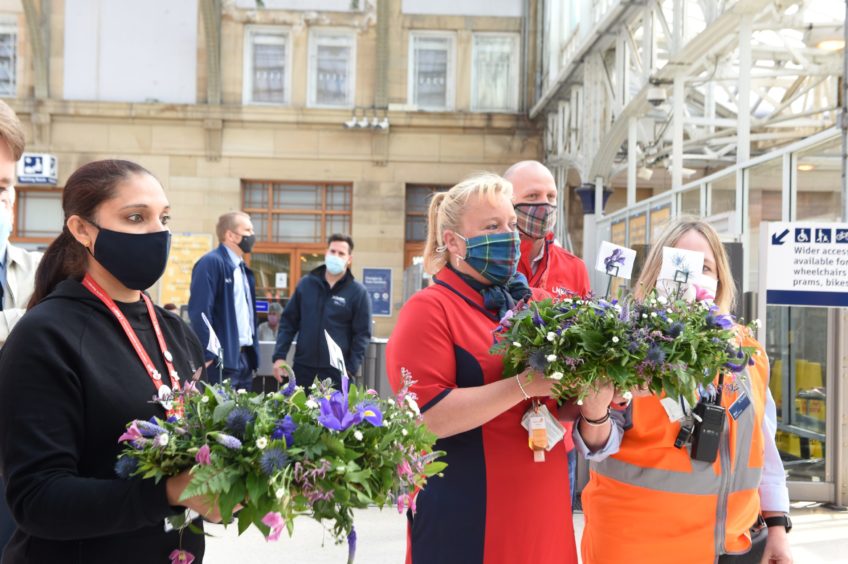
left=516, top=376, right=531, bottom=400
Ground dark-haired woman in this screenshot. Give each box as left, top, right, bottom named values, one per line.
left=0, top=160, right=218, bottom=563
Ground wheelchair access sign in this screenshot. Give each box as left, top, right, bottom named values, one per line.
left=764, top=221, right=848, bottom=307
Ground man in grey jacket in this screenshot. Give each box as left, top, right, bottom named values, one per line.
left=0, top=99, right=42, bottom=552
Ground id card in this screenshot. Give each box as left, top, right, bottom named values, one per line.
left=728, top=392, right=751, bottom=420
left=521, top=404, right=566, bottom=451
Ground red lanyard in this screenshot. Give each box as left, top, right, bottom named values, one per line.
left=82, top=274, right=183, bottom=418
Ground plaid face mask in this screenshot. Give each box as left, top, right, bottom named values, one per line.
left=514, top=203, right=557, bottom=239
left=459, top=231, right=521, bottom=286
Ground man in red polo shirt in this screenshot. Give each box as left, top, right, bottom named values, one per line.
left=504, top=160, right=590, bottom=508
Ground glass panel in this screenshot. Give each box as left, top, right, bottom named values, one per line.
left=243, top=182, right=269, bottom=208
left=747, top=160, right=783, bottom=293
left=252, top=33, right=286, bottom=103
left=299, top=252, right=325, bottom=282
left=326, top=185, right=351, bottom=211
left=796, top=139, right=841, bottom=221
left=413, top=36, right=449, bottom=109
left=472, top=35, right=516, bottom=112
left=314, top=36, right=351, bottom=106
left=19, top=191, right=62, bottom=238
left=250, top=252, right=291, bottom=300
left=766, top=305, right=827, bottom=482
left=325, top=214, right=351, bottom=239
left=272, top=214, right=321, bottom=243
left=405, top=215, right=427, bottom=242
left=709, top=174, right=736, bottom=216
left=273, top=183, right=321, bottom=210
left=680, top=188, right=700, bottom=216
left=406, top=185, right=435, bottom=214
left=0, top=30, right=16, bottom=97
left=252, top=213, right=269, bottom=242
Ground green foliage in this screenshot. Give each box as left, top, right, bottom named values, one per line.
left=118, top=379, right=443, bottom=546
left=492, top=292, right=758, bottom=405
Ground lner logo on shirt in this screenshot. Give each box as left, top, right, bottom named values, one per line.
left=331, top=296, right=347, bottom=306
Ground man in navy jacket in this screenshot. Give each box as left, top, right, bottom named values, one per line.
left=272, top=234, right=371, bottom=388
left=188, top=212, right=259, bottom=388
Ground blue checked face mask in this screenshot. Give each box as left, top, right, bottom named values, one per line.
left=457, top=231, right=521, bottom=286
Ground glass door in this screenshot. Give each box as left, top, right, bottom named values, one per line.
left=250, top=252, right=292, bottom=300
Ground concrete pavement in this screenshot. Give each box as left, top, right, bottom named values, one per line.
left=204, top=502, right=848, bottom=563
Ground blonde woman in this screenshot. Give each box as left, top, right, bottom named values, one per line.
left=576, top=217, right=793, bottom=564
left=386, top=174, right=590, bottom=564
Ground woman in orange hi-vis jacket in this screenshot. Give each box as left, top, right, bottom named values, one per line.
left=574, top=218, right=794, bottom=564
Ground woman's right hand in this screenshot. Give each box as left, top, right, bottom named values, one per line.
left=517, top=369, right=557, bottom=398
left=579, top=381, right=615, bottom=420
left=166, top=471, right=226, bottom=523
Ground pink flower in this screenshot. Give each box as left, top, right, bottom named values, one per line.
left=397, top=460, right=413, bottom=479
left=366, top=388, right=378, bottom=396
left=262, top=511, right=285, bottom=542
left=168, top=549, right=195, bottom=564
left=693, top=284, right=716, bottom=302
left=118, top=422, right=143, bottom=443
left=195, top=444, right=211, bottom=465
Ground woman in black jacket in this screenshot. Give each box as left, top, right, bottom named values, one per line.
left=0, top=160, right=219, bottom=563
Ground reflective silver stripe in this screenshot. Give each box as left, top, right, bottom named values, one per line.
left=729, top=376, right=762, bottom=493
left=591, top=457, right=720, bottom=495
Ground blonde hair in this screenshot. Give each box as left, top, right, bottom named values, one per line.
left=634, top=216, right=735, bottom=313
left=0, top=100, right=24, bottom=161
left=422, top=173, right=514, bottom=274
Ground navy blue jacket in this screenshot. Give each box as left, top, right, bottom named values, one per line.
left=273, top=265, right=371, bottom=374
left=188, top=244, right=259, bottom=371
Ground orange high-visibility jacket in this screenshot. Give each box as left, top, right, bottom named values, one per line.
left=581, top=330, right=769, bottom=564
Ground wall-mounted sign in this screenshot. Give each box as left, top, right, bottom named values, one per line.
left=362, top=267, right=392, bottom=317
left=17, top=153, right=58, bottom=185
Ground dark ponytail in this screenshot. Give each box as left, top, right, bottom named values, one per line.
left=28, top=159, right=153, bottom=308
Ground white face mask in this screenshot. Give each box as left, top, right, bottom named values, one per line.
left=655, top=273, right=718, bottom=303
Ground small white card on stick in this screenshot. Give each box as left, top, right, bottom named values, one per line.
left=595, top=241, right=637, bottom=280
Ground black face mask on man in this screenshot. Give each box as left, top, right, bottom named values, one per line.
left=89, top=223, right=172, bottom=291
left=237, top=234, right=256, bottom=254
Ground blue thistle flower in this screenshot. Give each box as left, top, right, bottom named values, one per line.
left=668, top=322, right=684, bottom=338
left=259, top=447, right=290, bottom=476
left=528, top=349, right=549, bottom=371
left=114, top=456, right=138, bottom=479
left=225, top=407, right=254, bottom=438
left=646, top=345, right=666, bottom=364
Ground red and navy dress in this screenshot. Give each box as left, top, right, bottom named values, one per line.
left=387, top=267, right=577, bottom=564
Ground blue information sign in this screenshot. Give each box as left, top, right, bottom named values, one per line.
left=255, top=300, right=269, bottom=314
left=362, top=268, right=392, bottom=317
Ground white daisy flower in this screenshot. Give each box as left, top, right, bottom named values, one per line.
left=401, top=429, right=409, bottom=436
left=513, top=341, right=523, bottom=348
left=157, top=433, right=169, bottom=447
left=612, top=336, right=620, bottom=344
left=353, top=430, right=364, bottom=441
left=255, top=437, right=268, bottom=449
left=546, top=332, right=556, bottom=342
left=549, top=371, right=564, bottom=381
left=642, top=313, right=648, bottom=319
left=201, top=396, right=209, bottom=403
left=275, top=488, right=286, bottom=500
left=650, top=312, right=657, bottom=318
left=237, top=389, right=248, bottom=395
left=546, top=354, right=557, bottom=362
left=657, top=296, right=668, bottom=305
left=305, top=399, right=319, bottom=409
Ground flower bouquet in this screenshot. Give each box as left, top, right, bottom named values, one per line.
left=491, top=292, right=759, bottom=405
left=116, top=373, right=444, bottom=563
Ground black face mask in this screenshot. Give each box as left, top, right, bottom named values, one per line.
left=237, top=234, right=256, bottom=254
left=90, top=224, right=172, bottom=291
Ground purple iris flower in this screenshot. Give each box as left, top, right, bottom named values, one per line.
left=317, top=375, right=361, bottom=431
left=532, top=311, right=544, bottom=327
left=271, top=415, right=297, bottom=446
left=355, top=402, right=383, bottom=427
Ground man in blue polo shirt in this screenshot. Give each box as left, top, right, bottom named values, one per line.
left=188, top=211, right=259, bottom=389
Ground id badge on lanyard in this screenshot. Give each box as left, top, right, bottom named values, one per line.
left=82, top=274, right=183, bottom=418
